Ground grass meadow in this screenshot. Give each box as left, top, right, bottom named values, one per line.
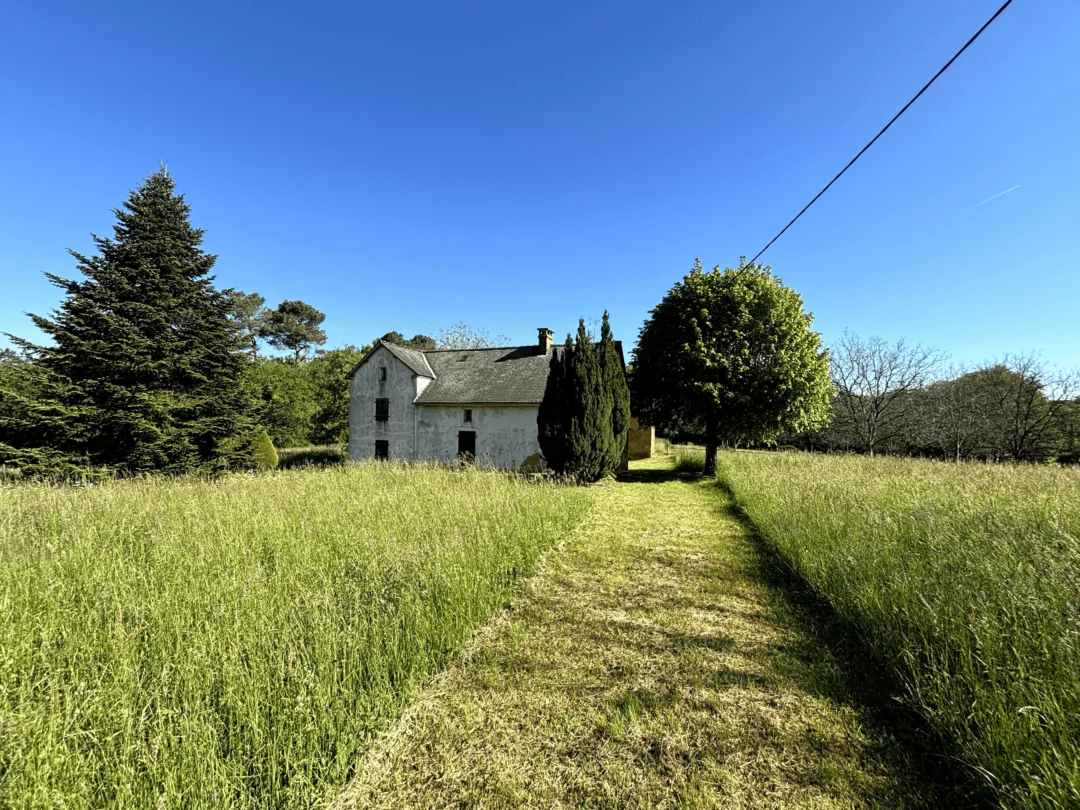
left=719, top=451, right=1080, bottom=809
left=276, top=445, right=349, bottom=469
left=0, top=463, right=590, bottom=809
left=670, top=443, right=706, bottom=473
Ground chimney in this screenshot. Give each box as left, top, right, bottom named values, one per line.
left=537, top=327, right=554, bottom=353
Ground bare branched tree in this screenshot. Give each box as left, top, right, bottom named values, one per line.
left=979, top=353, right=1080, bottom=462
left=435, top=321, right=509, bottom=350
left=922, top=365, right=993, bottom=462
left=830, top=331, right=943, bottom=456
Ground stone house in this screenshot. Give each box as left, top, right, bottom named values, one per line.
left=346, top=328, right=640, bottom=469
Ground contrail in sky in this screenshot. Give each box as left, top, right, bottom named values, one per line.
left=968, top=184, right=1020, bottom=210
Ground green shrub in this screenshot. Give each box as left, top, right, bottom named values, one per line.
left=251, top=428, right=279, bottom=469
left=719, top=451, right=1080, bottom=809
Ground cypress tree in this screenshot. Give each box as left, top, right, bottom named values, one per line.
left=537, top=319, right=628, bottom=483
left=599, top=311, right=630, bottom=472
left=5, top=168, right=255, bottom=475
left=537, top=334, right=572, bottom=472
left=565, top=319, right=611, bottom=482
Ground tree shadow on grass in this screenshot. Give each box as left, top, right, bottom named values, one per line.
left=711, top=481, right=996, bottom=809
left=617, top=465, right=704, bottom=485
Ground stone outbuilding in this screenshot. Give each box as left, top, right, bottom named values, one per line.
left=346, top=328, right=643, bottom=470
left=627, top=417, right=655, bottom=460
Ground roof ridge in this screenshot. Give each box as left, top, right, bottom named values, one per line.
left=418, top=341, right=622, bottom=354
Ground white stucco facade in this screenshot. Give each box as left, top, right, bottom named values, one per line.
left=415, top=404, right=541, bottom=467
left=347, top=344, right=543, bottom=468
left=348, top=344, right=425, bottom=460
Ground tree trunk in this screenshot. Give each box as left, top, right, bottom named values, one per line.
left=704, top=439, right=718, bottom=477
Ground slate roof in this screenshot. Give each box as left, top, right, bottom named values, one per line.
left=348, top=339, right=624, bottom=405
left=345, top=340, right=434, bottom=379
left=381, top=342, right=434, bottom=378
left=415, top=342, right=624, bottom=405
left=417, top=346, right=555, bottom=404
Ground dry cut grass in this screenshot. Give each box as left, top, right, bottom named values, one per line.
left=0, top=463, right=589, bottom=810
left=333, top=457, right=946, bottom=809
left=719, top=450, right=1080, bottom=810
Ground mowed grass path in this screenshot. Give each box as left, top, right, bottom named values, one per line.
left=333, top=457, right=947, bottom=809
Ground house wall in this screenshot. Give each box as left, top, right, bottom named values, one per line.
left=628, top=417, right=654, bottom=460
left=415, top=404, right=542, bottom=469
left=348, top=345, right=428, bottom=462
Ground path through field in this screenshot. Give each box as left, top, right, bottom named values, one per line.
left=332, top=457, right=947, bottom=809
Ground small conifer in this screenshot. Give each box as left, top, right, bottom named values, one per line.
left=250, top=428, right=279, bottom=469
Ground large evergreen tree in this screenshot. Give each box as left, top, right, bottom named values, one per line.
left=3, top=169, right=255, bottom=475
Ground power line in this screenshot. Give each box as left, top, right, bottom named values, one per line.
left=740, top=0, right=1015, bottom=272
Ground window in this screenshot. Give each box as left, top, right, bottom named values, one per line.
left=463, top=408, right=472, bottom=424
left=378, top=366, right=387, bottom=382
left=375, top=440, right=389, bottom=460
left=375, top=398, right=389, bottom=422
left=458, top=431, right=476, bottom=460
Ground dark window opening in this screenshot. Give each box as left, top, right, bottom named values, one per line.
left=463, top=408, right=472, bottom=424
left=378, top=366, right=387, bottom=381
left=375, top=398, right=389, bottom=422
left=458, top=430, right=476, bottom=460
left=375, top=440, right=389, bottom=460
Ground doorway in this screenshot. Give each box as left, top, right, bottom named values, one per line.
left=457, top=431, right=476, bottom=460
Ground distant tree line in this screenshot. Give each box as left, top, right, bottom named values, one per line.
left=786, top=332, right=1080, bottom=464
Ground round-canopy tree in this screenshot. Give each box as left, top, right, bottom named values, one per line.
left=632, top=259, right=831, bottom=475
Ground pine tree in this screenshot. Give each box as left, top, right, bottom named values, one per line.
left=5, top=168, right=255, bottom=475
left=599, top=311, right=630, bottom=472
left=226, top=290, right=268, bottom=359
left=261, top=300, right=327, bottom=363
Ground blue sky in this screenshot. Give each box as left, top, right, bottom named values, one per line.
left=2, top=0, right=1077, bottom=368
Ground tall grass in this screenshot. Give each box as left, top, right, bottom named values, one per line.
left=719, top=451, right=1080, bottom=809
left=277, top=444, right=348, bottom=469
left=0, top=463, right=590, bottom=809
left=670, top=444, right=705, bottom=473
